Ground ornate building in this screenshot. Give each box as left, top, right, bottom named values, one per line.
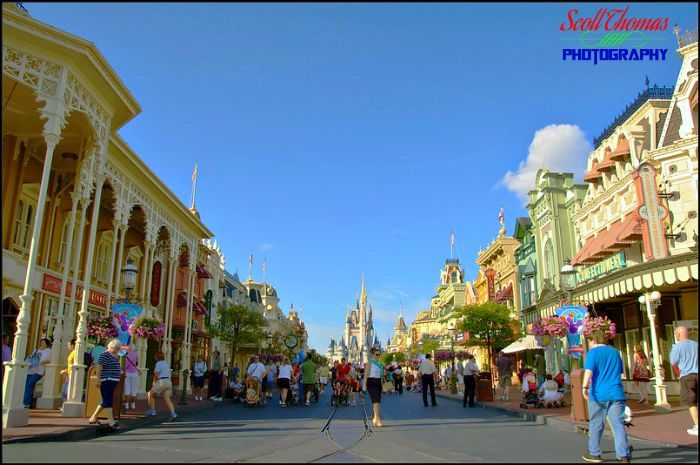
left=327, top=277, right=378, bottom=364
left=386, top=306, right=408, bottom=353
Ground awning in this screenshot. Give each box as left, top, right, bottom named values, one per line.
left=193, top=301, right=208, bottom=315
left=501, top=335, right=543, bottom=354
left=609, top=137, right=630, bottom=160
left=176, top=293, right=188, bottom=307
left=583, top=167, right=602, bottom=183
left=495, top=283, right=513, bottom=302
left=572, top=214, right=642, bottom=266
left=196, top=265, right=212, bottom=279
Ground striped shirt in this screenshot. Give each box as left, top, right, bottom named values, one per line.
left=98, top=351, right=121, bottom=381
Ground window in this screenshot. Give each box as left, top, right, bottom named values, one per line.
left=58, top=217, right=77, bottom=271
left=543, top=240, right=554, bottom=279
left=451, top=271, right=458, bottom=283
left=23, top=204, right=33, bottom=249
left=13, top=200, right=24, bottom=247
left=12, top=199, right=36, bottom=252
left=95, top=241, right=109, bottom=283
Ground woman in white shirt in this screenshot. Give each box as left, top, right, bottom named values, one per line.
left=362, top=348, right=384, bottom=427
left=145, top=351, right=177, bottom=421
left=277, top=357, right=293, bottom=407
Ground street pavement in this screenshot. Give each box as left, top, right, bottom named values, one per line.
left=3, top=385, right=697, bottom=463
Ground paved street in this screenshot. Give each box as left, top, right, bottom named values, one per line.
left=3, top=386, right=696, bottom=463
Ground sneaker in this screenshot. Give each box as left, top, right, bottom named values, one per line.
left=130, top=402, right=136, bottom=409
left=305, top=401, right=311, bottom=406
left=124, top=403, right=130, bottom=410
left=169, top=413, right=178, bottom=422
left=616, top=457, right=630, bottom=463
left=688, top=425, right=698, bottom=436
left=209, top=396, right=217, bottom=400
left=145, top=408, right=157, bottom=416
left=582, top=454, right=603, bottom=463
left=216, top=397, right=223, bottom=401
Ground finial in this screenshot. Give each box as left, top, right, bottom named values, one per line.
left=673, top=24, right=681, bottom=46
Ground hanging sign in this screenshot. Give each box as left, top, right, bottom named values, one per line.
left=555, top=305, right=588, bottom=359
left=111, top=301, right=144, bottom=355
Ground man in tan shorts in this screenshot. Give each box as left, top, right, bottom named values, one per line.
left=145, top=351, right=177, bottom=421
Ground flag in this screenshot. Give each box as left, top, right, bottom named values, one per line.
left=192, top=161, right=198, bottom=182
left=262, top=258, right=266, bottom=272
left=249, top=253, right=253, bottom=265
left=450, top=231, right=455, bottom=247
left=498, top=206, right=504, bottom=224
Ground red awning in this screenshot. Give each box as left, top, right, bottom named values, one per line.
left=495, top=283, right=513, bottom=302
left=572, top=215, right=643, bottom=266
left=583, top=166, right=602, bottom=183
left=196, top=265, right=212, bottom=279
left=572, top=236, right=596, bottom=266
left=607, top=214, right=643, bottom=251
left=596, top=156, right=616, bottom=172
left=193, top=301, right=208, bottom=315
left=176, top=293, right=188, bottom=307
left=609, top=138, right=630, bottom=160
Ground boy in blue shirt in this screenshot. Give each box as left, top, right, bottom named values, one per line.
left=581, top=329, right=630, bottom=463
left=670, top=325, right=698, bottom=436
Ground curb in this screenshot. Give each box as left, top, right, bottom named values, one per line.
left=2, top=400, right=221, bottom=445
left=434, top=390, right=696, bottom=450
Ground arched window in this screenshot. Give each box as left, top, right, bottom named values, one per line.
left=22, top=205, right=33, bottom=249
left=544, top=239, right=554, bottom=279
left=95, top=241, right=109, bottom=283
left=13, top=200, right=24, bottom=247
left=451, top=271, right=458, bottom=283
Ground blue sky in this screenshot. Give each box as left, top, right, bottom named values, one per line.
left=25, top=3, right=697, bottom=353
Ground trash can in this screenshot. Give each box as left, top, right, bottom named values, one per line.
left=570, top=368, right=588, bottom=421
left=477, top=372, right=493, bottom=402
left=84, top=365, right=125, bottom=419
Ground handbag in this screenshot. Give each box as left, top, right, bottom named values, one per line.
left=25, top=350, right=39, bottom=369
left=638, top=366, right=651, bottom=379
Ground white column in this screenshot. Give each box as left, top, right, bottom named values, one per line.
left=112, top=222, right=127, bottom=303
left=139, top=243, right=151, bottom=303
left=36, top=188, right=80, bottom=409
left=63, top=171, right=105, bottom=417
left=644, top=294, right=672, bottom=412
left=136, top=336, right=148, bottom=399
left=179, top=270, right=195, bottom=392
left=42, top=192, right=60, bottom=269
left=3, top=134, right=61, bottom=428
left=105, top=219, right=120, bottom=306
left=144, top=243, right=156, bottom=317
left=162, top=255, right=176, bottom=361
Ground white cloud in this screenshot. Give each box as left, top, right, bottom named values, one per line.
left=500, top=124, right=592, bottom=203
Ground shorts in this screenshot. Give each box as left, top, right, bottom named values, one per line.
left=320, top=376, right=328, bottom=385
left=366, top=378, right=382, bottom=404
left=498, top=374, right=512, bottom=388
left=277, top=378, right=290, bottom=390
left=261, top=380, right=268, bottom=392
left=680, top=373, right=698, bottom=406
left=99, top=380, right=119, bottom=408
left=124, top=372, right=139, bottom=397
left=151, top=378, right=173, bottom=396
left=193, top=375, right=205, bottom=388
left=303, top=383, right=316, bottom=397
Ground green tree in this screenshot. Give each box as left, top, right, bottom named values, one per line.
left=455, top=302, right=520, bottom=373
left=380, top=351, right=407, bottom=366
left=204, top=303, right=267, bottom=367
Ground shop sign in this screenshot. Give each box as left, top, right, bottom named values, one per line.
left=577, top=252, right=627, bottom=284
left=555, top=305, right=588, bottom=359
left=42, top=273, right=107, bottom=308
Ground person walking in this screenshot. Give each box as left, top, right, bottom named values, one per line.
left=277, top=357, right=292, bottom=407
left=418, top=353, right=438, bottom=407
left=534, top=353, right=546, bottom=387
left=631, top=344, right=650, bottom=405
left=209, top=350, right=223, bottom=401
left=300, top=355, right=316, bottom=406
left=192, top=354, right=207, bottom=401
left=318, top=363, right=330, bottom=394
left=88, top=339, right=122, bottom=430
left=581, top=329, right=630, bottom=463
left=23, top=337, right=51, bottom=408
left=463, top=352, right=480, bottom=407
left=496, top=352, right=514, bottom=401
left=455, top=354, right=465, bottom=397
left=265, top=360, right=277, bottom=402
left=394, top=364, right=404, bottom=394
left=2, top=334, right=12, bottom=381
left=145, top=351, right=177, bottom=421
left=670, top=325, right=698, bottom=436
left=121, top=342, right=139, bottom=410
left=59, top=339, right=76, bottom=402
left=363, top=347, right=384, bottom=427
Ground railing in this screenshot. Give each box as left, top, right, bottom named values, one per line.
left=594, top=86, right=675, bottom=147
left=676, top=28, right=698, bottom=48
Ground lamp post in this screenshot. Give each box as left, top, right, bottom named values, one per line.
left=448, top=321, right=458, bottom=394
left=638, top=291, right=672, bottom=413
left=560, top=259, right=581, bottom=367
left=121, top=258, right=138, bottom=300
left=266, top=331, right=274, bottom=354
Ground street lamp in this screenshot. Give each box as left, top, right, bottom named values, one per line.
left=447, top=320, right=458, bottom=394
left=266, top=331, right=274, bottom=351
left=560, top=259, right=576, bottom=302
left=121, top=258, right=138, bottom=299
left=638, top=291, right=672, bottom=413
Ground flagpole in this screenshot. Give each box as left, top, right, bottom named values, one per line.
left=248, top=251, right=253, bottom=281
left=190, top=160, right=198, bottom=210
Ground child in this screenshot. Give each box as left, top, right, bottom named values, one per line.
left=538, top=374, right=564, bottom=407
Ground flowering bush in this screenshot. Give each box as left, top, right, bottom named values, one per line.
left=87, top=315, right=118, bottom=339
left=129, top=317, right=164, bottom=339
left=455, top=350, right=470, bottom=359
left=532, top=316, right=570, bottom=338
left=583, top=316, right=616, bottom=340
left=434, top=350, right=454, bottom=362
left=410, top=358, right=422, bottom=368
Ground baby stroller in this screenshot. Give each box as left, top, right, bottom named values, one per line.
left=331, top=380, right=351, bottom=406
left=520, top=372, right=543, bottom=409
left=284, top=380, right=300, bottom=406
left=244, top=377, right=263, bottom=407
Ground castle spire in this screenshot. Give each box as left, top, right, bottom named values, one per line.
left=360, top=274, right=367, bottom=307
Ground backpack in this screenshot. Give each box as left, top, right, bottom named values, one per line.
left=84, top=351, right=94, bottom=368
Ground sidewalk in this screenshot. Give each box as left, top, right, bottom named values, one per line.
left=2, top=392, right=224, bottom=444
left=433, top=384, right=698, bottom=449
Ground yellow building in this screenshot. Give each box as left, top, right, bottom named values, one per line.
left=2, top=3, right=224, bottom=426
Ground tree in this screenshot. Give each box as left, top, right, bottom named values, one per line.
left=204, top=303, right=267, bottom=367
left=408, top=338, right=440, bottom=358
left=455, top=302, right=520, bottom=373
left=380, top=351, right=407, bottom=366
